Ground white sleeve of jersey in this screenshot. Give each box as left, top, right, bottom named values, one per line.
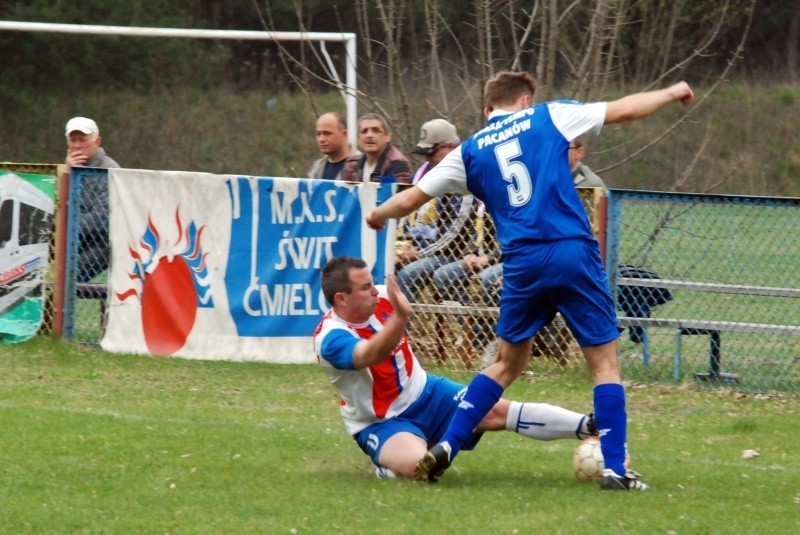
left=548, top=101, right=607, bottom=142
left=416, top=145, right=470, bottom=197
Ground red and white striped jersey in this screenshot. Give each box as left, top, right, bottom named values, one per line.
left=312, top=286, right=427, bottom=435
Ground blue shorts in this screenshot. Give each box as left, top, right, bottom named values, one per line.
left=353, top=375, right=484, bottom=465
left=497, top=238, right=620, bottom=347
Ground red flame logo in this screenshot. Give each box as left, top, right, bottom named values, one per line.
left=116, top=208, right=211, bottom=355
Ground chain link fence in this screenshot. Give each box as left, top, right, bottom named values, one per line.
left=62, top=167, right=109, bottom=344
left=608, top=190, right=800, bottom=393
left=402, top=187, right=605, bottom=371
left=404, top=187, right=800, bottom=394
left=18, top=165, right=799, bottom=394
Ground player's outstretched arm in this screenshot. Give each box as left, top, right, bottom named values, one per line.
left=366, top=186, right=433, bottom=231
left=605, top=81, right=694, bottom=124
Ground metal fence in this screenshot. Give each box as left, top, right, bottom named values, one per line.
left=62, top=167, right=110, bottom=344
left=607, top=190, right=800, bottom=393
left=405, top=188, right=800, bottom=394
left=403, top=187, right=605, bottom=370
left=24, top=164, right=800, bottom=393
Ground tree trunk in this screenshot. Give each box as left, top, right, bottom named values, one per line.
left=788, top=2, right=800, bottom=82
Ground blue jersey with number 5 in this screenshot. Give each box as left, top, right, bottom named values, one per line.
left=417, top=101, right=606, bottom=256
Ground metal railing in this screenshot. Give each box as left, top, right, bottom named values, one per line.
left=607, top=190, right=800, bottom=393
left=17, top=163, right=799, bottom=394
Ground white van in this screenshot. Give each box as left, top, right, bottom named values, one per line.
left=0, top=173, right=55, bottom=315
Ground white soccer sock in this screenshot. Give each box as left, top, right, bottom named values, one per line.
left=506, top=402, right=586, bottom=441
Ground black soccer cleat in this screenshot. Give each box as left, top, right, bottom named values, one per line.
left=600, top=469, right=651, bottom=491
left=415, top=442, right=452, bottom=483
left=577, top=413, right=598, bottom=440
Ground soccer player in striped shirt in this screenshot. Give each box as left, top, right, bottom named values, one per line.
left=313, top=256, right=597, bottom=479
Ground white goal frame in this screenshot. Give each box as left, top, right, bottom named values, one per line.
left=0, top=21, right=358, bottom=144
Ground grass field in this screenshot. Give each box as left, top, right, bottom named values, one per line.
left=2, top=337, right=798, bottom=534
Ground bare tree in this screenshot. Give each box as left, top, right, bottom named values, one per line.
left=254, top=0, right=758, bottom=189
left=598, top=0, right=757, bottom=191
left=789, top=2, right=800, bottom=82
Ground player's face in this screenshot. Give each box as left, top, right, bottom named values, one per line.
left=358, top=119, right=390, bottom=157
left=343, top=267, right=380, bottom=321
left=315, top=115, right=347, bottom=157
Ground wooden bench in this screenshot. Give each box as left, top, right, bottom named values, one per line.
left=411, top=301, right=498, bottom=366
left=76, top=282, right=108, bottom=308
left=410, top=301, right=572, bottom=366
left=43, top=282, right=108, bottom=336
left=616, top=277, right=800, bottom=382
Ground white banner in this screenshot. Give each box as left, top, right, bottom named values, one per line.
left=101, top=169, right=395, bottom=362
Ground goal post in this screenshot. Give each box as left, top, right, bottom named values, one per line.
left=0, top=20, right=359, bottom=144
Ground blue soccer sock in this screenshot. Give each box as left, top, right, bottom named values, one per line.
left=440, top=373, right=504, bottom=459
left=593, top=383, right=628, bottom=476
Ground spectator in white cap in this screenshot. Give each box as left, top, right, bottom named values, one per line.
left=64, top=116, right=120, bottom=283
left=65, top=117, right=119, bottom=169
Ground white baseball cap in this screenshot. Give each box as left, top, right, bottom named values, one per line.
left=412, top=118, right=458, bottom=155
left=65, top=117, right=99, bottom=137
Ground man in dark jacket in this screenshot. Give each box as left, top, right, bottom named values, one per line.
left=342, top=113, right=411, bottom=184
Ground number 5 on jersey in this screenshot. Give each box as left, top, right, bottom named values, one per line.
left=495, top=139, right=532, bottom=206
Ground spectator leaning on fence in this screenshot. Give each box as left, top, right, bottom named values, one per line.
left=312, top=255, right=597, bottom=480
left=64, top=116, right=120, bottom=283
left=427, top=206, right=501, bottom=307
left=342, top=113, right=411, bottom=184
left=308, top=112, right=361, bottom=180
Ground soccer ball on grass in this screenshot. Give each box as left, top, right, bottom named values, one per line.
left=572, top=437, right=604, bottom=482
left=572, top=437, right=632, bottom=482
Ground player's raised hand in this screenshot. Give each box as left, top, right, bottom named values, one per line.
left=385, top=274, right=411, bottom=322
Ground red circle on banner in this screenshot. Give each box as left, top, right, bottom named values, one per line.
left=141, top=257, right=197, bottom=355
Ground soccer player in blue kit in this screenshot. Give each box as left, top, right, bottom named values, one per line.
left=367, top=71, right=694, bottom=490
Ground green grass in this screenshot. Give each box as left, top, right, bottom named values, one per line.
left=2, top=337, right=799, bottom=534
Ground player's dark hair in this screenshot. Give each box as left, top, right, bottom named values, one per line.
left=321, top=256, right=367, bottom=305
left=484, top=71, right=537, bottom=110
